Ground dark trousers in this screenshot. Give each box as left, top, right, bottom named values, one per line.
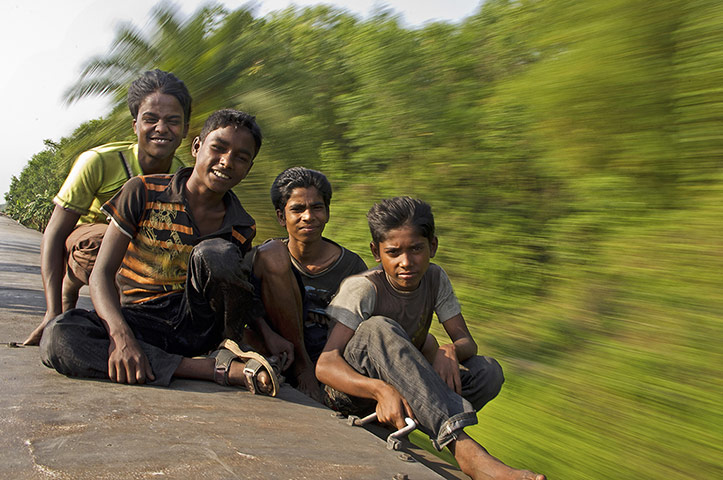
left=40, top=238, right=260, bottom=386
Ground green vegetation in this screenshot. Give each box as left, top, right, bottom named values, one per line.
left=6, top=1, right=722, bottom=478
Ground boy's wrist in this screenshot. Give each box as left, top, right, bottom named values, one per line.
left=108, top=327, right=134, bottom=346
left=371, top=380, right=398, bottom=403
left=440, top=343, right=456, bottom=354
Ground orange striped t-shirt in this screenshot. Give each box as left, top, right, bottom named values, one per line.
left=101, top=167, right=256, bottom=305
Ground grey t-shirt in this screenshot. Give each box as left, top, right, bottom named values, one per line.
left=326, top=264, right=461, bottom=350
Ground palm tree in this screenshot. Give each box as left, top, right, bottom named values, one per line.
left=64, top=2, right=268, bottom=138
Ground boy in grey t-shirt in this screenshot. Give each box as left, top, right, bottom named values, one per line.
left=317, top=197, right=546, bottom=480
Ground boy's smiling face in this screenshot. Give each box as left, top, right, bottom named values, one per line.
left=371, top=224, right=438, bottom=292
left=189, top=125, right=255, bottom=195
left=133, top=91, right=188, bottom=173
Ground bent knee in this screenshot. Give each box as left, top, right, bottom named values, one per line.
left=192, top=238, right=240, bottom=266
left=356, top=316, right=411, bottom=344
left=485, top=356, right=505, bottom=392
left=39, top=316, right=75, bottom=368
left=190, top=238, right=244, bottom=282
left=254, top=240, right=291, bottom=277
left=464, top=355, right=505, bottom=409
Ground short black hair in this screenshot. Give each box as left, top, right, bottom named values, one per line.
left=127, top=69, right=192, bottom=123
left=270, top=167, right=332, bottom=213
left=199, top=109, right=263, bottom=158
left=367, top=196, right=435, bottom=244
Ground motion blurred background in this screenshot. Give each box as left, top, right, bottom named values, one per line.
left=4, top=1, right=721, bottom=478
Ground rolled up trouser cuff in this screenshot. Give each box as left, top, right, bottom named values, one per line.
left=432, top=410, right=479, bottom=450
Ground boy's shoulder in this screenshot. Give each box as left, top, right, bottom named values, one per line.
left=88, top=141, right=136, bottom=156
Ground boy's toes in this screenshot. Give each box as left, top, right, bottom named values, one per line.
left=256, top=370, right=273, bottom=394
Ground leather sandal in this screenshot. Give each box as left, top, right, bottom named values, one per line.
left=209, top=339, right=283, bottom=397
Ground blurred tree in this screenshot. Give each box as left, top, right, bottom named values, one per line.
left=672, top=0, right=723, bottom=190
left=64, top=2, right=268, bottom=149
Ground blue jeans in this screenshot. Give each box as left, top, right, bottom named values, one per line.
left=326, top=316, right=504, bottom=450
left=40, top=238, right=260, bottom=386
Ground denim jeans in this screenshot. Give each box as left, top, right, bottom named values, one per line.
left=326, top=316, right=504, bottom=450
left=41, top=238, right=259, bottom=386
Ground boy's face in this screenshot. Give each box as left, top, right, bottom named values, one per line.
left=277, top=186, right=329, bottom=244
left=371, top=224, right=438, bottom=292
left=132, top=91, right=188, bottom=172
left=190, top=125, right=255, bottom=194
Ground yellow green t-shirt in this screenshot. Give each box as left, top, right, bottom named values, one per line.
left=53, top=142, right=186, bottom=225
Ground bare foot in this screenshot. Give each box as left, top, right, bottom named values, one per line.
left=23, top=325, right=44, bottom=346
left=295, top=366, right=322, bottom=403
left=228, top=360, right=274, bottom=395
left=450, top=433, right=546, bottom=480
left=23, top=315, right=54, bottom=346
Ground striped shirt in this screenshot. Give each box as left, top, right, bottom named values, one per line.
left=101, top=167, right=256, bottom=305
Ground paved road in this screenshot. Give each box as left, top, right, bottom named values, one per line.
left=0, top=214, right=461, bottom=479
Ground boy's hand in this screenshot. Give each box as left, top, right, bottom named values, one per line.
left=433, top=344, right=462, bottom=395
left=263, top=330, right=294, bottom=371
left=375, top=383, right=415, bottom=430
left=107, top=333, right=155, bottom=384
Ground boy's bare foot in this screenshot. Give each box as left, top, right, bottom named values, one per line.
left=24, top=312, right=56, bottom=345
left=23, top=324, right=45, bottom=346
left=450, top=433, right=546, bottom=480
left=227, top=359, right=274, bottom=395
left=295, top=366, right=323, bottom=402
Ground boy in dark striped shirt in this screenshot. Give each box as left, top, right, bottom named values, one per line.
left=40, top=109, right=293, bottom=396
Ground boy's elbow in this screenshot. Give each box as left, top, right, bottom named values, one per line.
left=461, top=337, right=478, bottom=360
left=315, top=351, right=336, bottom=385
left=315, top=353, right=329, bottom=383
left=88, top=268, right=113, bottom=296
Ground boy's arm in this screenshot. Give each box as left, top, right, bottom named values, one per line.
left=316, top=322, right=414, bottom=430
left=90, top=222, right=154, bottom=384
left=26, top=151, right=109, bottom=345
left=24, top=206, right=81, bottom=345
left=421, top=333, right=440, bottom=364
left=433, top=313, right=478, bottom=394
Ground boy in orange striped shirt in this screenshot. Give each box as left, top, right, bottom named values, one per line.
left=40, top=109, right=293, bottom=396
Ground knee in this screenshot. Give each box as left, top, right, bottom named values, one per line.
left=354, top=316, right=413, bottom=351
left=464, top=355, right=505, bottom=410
left=485, top=356, right=505, bottom=394
left=357, top=316, right=405, bottom=338
left=254, top=240, right=291, bottom=278
left=192, top=238, right=239, bottom=266
left=190, top=238, right=243, bottom=283
left=39, top=315, right=74, bottom=369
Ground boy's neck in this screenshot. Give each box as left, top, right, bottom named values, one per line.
left=183, top=181, right=228, bottom=237
left=138, top=151, right=173, bottom=175
left=288, top=237, right=340, bottom=274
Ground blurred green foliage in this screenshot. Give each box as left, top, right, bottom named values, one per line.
left=5, top=1, right=722, bottom=478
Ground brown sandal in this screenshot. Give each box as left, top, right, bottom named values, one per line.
left=209, top=339, right=283, bottom=397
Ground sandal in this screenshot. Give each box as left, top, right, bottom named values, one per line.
left=210, top=339, right=283, bottom=397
